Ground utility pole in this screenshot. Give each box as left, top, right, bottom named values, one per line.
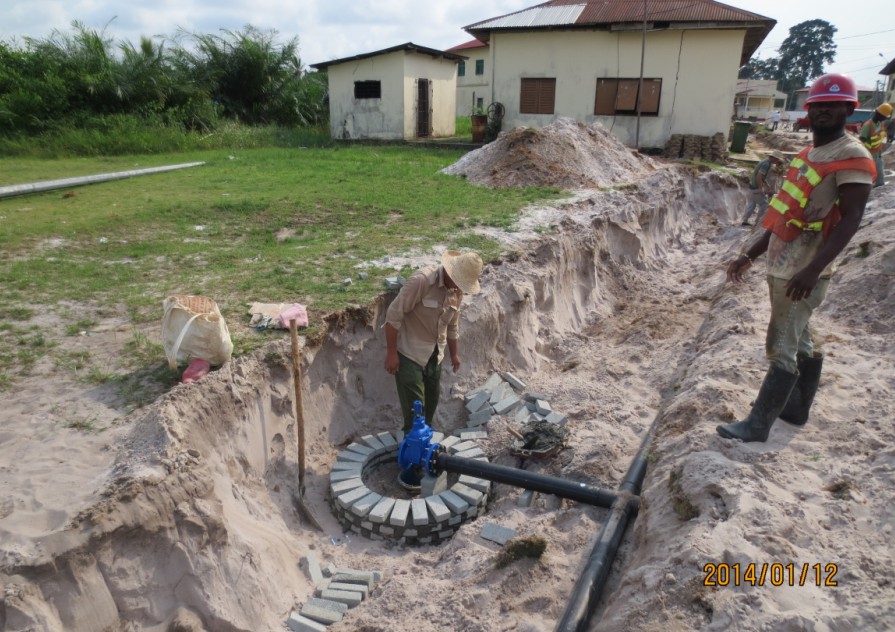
left=635, top=0, right=647, bottom=148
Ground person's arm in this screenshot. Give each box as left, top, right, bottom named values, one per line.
left=755, top=169, right=767, bottom=194
left=727, top=230, right=772, bottom=283
left=859, top=121, right=872, bottom=148
left=384, top=322, right=400, bottom=374
left=447, top=338, right=460, bottom=372
left=784, top=182, right=871, bottom=300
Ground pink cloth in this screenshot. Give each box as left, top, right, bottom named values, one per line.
left=276, top=303, right=309, bottom=328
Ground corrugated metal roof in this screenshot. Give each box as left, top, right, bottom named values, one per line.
left=465, top=0, right=775, bottom=66
left=468, top=4, right=586, bottom=30
left=310, top=42, right=466, bottom=70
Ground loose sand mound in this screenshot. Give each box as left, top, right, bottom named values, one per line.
left=441, top=117, right=656, bottom=189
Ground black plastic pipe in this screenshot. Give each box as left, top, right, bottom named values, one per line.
left=434, top=452, right=624, bottom=510
left=554, top=427, right=654, bottom=632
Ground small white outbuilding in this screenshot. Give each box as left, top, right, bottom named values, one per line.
left=311, top=42, right=466, bottom=141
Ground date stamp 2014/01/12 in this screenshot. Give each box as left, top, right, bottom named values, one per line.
left=703, top=563, right=838, bottom=587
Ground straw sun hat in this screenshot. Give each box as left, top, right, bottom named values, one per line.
left=769, top=150, right=786, bottom=163
left=441, top=250, right=484, bottom=294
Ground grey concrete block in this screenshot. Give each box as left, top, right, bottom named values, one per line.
left=359, top=434, right=386, bottom=452
left=369, top=496, right=397, bottom=524
left=451, top=482, right=484, bottom=505
left=306, top=597, right=348, bottom=613
left=389, top=499, right=411, bottom=527
left=495, top=394, right=521, bottom=415
left=345, top=442, right=375, bottom=457
left=432, top=431, right=444, bottom=443
left=321, top=563, right=337, bottom=578
left=459, top=430, right=488, bottom=440
left=411, top=498, right=429, bottom=526
left=329, top=582, right=369, bottom=599
left=330, top=477, right=364, bottom=495
left=465, top=390, right=491, bottom=414
left=335, top=450, right=367, bottom=464
left=440, top=435, right=461, bottom=449
left=454, top=447, right=486, bottom=459
left=336, top=486, right=371, bottom=510
left=304, top=554, right=324, bottom=586
left=502, top=372, right=526, bottom=391
left=330, top=467, right=362, bottom=483
left=514, top=406, right=530, bottom=423
left=468, top=408, right=492, bottom=426
left=489, top=381, right=511, bottom=405
left=331, top=459, right=364, bottom=471
left=525, top=392, right=549, bottom=402
left=546, top=411, right=567, bottom=425
left=350, top=491, right=382, bottom=518
left=452, top=440, right=478, bottom=453
left=534, top=399, right=552, bottom=416
left=287, top=612, right=327, bottom=632
left=439, top=489, right=470, bottom=514
left=478, top=373, right=503, bottom=395
left=376, top=431, right=398, bottom=448
left=300, top=603, right=343, bottom=625
left=319, top=589, right=363, bottom=608
left=424, top=495, right=451, bottom=522
left=458, top=475, right=490, bottom=493
left=480, top=522, right=516, bottom=545
left=421, top=471, right=448, bottom=497
left=528, top=412, right=544, bottom=423
left=517, top=489, right=537, bottom=508
left=331, top=571, right=377, bottom=590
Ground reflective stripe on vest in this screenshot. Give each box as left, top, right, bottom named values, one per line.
left=864, top=121, right=886, bottom=152
left=761, top=147, right=877, bottom=242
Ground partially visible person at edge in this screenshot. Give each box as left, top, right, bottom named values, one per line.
left=717, top=73, right=875, bottom=443
left=384, top=250, right=484, bottom=489
left=740, top=150, right=785, bottom=226
left=860, top=102, right=892, bottom=187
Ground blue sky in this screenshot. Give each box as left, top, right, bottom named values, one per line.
left=0, top=0, right=890, bottom=90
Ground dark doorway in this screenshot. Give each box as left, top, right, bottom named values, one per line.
left=417, top=79, right=431, bottom=138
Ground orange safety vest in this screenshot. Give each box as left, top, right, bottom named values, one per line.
left=761, top=147, right=877, bottom=242
left=862, top=120, right=886, bottom=153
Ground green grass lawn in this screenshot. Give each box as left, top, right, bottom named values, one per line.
left=0, top=144, right=560, bottom=391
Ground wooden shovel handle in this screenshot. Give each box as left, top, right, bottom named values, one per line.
left=289, top=319, right=305, bottom=492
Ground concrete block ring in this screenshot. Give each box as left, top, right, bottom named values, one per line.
left=327, top=432, right=491, bottom=545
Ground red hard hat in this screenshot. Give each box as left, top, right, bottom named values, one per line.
left=804, top=73, right=858, bottom=109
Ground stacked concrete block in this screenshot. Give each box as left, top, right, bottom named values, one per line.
left=290, top=562, right=384, bottom=630
left=328, top=430, right=490, bottom=546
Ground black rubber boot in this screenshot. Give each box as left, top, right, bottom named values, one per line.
left=780, top=353, right=823, bottom=426
left=717, top=365, right=798, bottom=442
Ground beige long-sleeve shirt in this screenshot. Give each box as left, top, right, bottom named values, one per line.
left=385, top=266, right=461, bottom=367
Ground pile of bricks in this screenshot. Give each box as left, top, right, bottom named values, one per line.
left=463, top=372, right=567, bottom=430
left=663, top=132, right=728, bottom=163
left=287, top=555, right=384, bottom=631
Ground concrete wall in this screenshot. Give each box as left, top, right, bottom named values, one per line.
left=456, top=46, right=492, bottom=116
left=489, top=28, right=745, bottom=148
left=326, top=50, right=458, bottom=140
left=327, top=51, right=406, bottom=140
left=403, top=54, right=458, bottom=138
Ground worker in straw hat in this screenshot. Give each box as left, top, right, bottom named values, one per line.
left=384, top=250, right=484, bottom=490
left=718, top=73, right=875, bottom=443
left=740, top=149, right=786, bottom=227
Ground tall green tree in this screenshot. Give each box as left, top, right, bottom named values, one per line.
left=738, top=19, right=838, bottom=108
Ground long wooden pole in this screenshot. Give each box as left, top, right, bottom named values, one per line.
left=289, top=319, right=306, bottom=493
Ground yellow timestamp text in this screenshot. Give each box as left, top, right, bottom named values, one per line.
left=703, top=562, right=839, bottom=587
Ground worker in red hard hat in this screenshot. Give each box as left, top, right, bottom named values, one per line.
left=860, top=102, right=892, bottom=186
left=718, top=73, right=876, bottom=443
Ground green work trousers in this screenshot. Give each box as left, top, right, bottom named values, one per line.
left=395, top=347, right=441, bottom=432
left=765, top=276, right=830, bottom=374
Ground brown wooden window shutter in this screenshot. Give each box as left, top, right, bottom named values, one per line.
left=520, top=78, right=556, bottom=114
left=595, top=78, right=618, bottom=115
left=594, top=78, right=661, bottom=116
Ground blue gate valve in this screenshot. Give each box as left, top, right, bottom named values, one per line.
left=397, top=400, right=441, bottom=477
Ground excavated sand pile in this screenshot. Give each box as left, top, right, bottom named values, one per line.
left=441, top=117, right=656, bottom=189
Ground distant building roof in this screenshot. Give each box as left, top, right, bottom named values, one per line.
left=448, top=39, right=488, bottom=52
left=311, top=42, right=466, bottom=70
left=464, top=0, right=775, bottom=66
left=880, top=57, right=895, bottom=75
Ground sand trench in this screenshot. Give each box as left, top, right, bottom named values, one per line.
left=2, top=121, right=894, bottom=631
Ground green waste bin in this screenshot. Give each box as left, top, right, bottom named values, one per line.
left=730, top=121, right=751, bottom=154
